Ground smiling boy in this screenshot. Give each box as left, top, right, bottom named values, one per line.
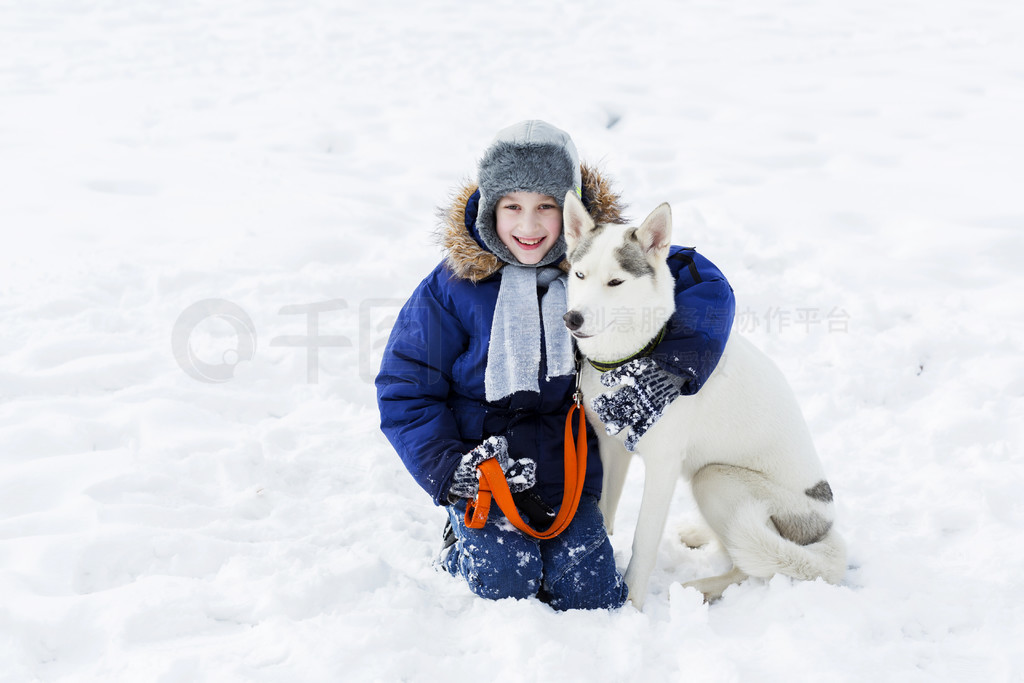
left=376, top=121, right=630, bottom=609
left=494, top=191, right=563, bottom=264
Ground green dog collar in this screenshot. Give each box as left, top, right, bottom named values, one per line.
left=586, top=324, right=668, bottom=373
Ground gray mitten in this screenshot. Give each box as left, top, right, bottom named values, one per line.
left=448, top=436, right=537, bottom=501
left=591, top=357, right=688, bottom=452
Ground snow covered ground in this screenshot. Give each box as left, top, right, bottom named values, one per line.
left=2, top=0, right=1022, bottom=680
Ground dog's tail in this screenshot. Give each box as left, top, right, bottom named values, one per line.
left=725, top=505, right=847, bottom=584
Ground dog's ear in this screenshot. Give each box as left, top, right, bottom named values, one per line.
left=563, top=191, right=595, bottom=250
left=636, top=203, right=672, bottom=259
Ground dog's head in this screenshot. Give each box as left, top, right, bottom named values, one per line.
left=562, top=193, right=676, bottom=361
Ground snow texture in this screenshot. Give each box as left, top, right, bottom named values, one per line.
left=1, top=0, right=1022, bottom=681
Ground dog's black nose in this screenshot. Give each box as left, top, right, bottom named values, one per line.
left=563, top=310, right=584, bottom=331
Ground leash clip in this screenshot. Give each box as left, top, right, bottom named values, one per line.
left=572, top=346, right=584, bottom=406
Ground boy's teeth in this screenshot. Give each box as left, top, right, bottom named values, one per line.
left=517, top=237, right=542, bottom=245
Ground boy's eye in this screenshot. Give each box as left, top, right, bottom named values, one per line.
left=502, top=204, right=520, bottom=211
left=607, top=279, right=624, bottom=287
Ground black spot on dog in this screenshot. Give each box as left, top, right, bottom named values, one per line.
left=567, top=224, right=604, bottom=264
left=614, top=241, right=654, bottom=278
left=771, top=513, right=833, bottom=546
left=805, top=480, right=834, bottom=503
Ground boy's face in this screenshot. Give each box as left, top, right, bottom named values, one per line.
left=494, top=191, right=563, bottom=265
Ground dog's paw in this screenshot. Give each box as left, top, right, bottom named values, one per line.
left=682, top=567, right=748, bottom=603
left=676, top=522, right=715, bottom=549
left=680, top=578, right=723, bottom=604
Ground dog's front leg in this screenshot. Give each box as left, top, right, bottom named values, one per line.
left=597, top=435, right=631, bottom=535
left=623, top=454, right=682, bottom=610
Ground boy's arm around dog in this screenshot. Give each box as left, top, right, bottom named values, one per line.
left=651, top=246, right=736, bottom=391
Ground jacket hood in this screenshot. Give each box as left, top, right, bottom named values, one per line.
left=436, top=162, right=628, bottom=282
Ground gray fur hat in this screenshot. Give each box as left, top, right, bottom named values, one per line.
left=475, top=120, right=583, bottom=267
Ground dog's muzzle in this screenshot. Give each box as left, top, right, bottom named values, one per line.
left=563, top=310, right=584, bottom=332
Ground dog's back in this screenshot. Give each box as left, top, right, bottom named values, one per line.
left=659, top=333, right=827, bottom=489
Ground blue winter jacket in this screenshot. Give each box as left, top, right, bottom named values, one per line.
left=376, top=171, right=736, bottom=507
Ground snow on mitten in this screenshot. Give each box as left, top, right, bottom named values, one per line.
left=591, top=357, right=689, bottom=452
left=447, top=436, right=537, bottom=501
left=503, top=457, right=538, bottom=494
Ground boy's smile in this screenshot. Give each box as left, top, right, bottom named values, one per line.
left=495, top=191, right=563, bottom=265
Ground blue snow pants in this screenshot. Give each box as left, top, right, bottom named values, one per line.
left=444, top=494, right=628, bottom=610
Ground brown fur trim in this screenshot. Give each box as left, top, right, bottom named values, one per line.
left=581, top=161, right=629, bottom=227
left=434, top=181, right=501, bottom=282
left=435, top=165, right=627, bottom=282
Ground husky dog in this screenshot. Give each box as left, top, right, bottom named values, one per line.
left=561, top=193, right=846, bottom=608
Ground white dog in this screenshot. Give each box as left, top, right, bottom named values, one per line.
left=561, top=193, right=846, bottom=608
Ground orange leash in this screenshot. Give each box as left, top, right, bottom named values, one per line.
left=464, top=401, right=588, bottom=539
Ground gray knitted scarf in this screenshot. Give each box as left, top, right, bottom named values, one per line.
left=485, top=265, right=575, bottom=401
left=473, top=121, right=581, bottom=401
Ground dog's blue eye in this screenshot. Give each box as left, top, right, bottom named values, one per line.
left=608, top=279, right=624, bottom=287
left=575, top=271, right=585, bottom=279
